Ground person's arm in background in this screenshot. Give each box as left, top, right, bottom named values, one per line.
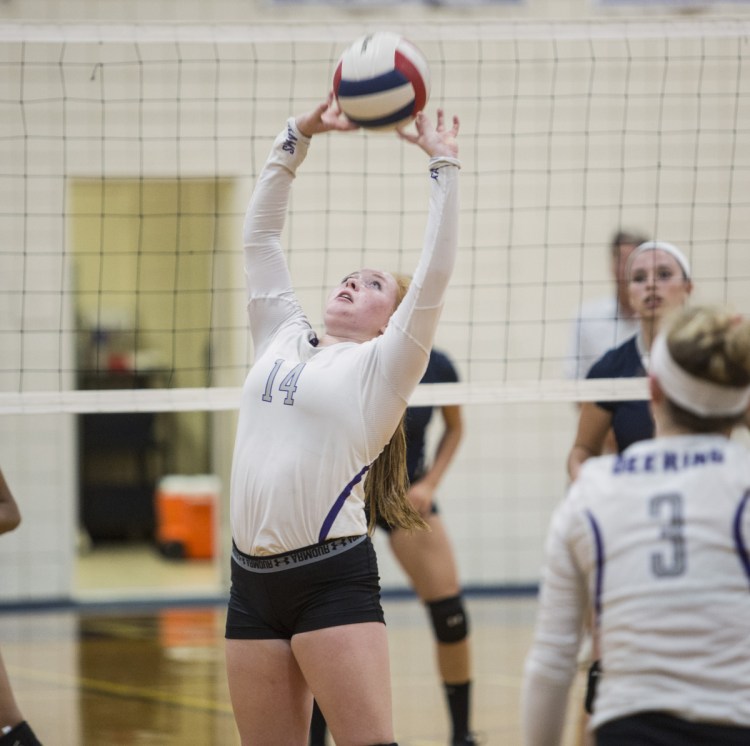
left=567, top=403, right=612, bottom=482
left=0, top=470, right=44, bottom=745
left=408, top=403, right=463, bottom=517
left=0, top=466, right=24, bottom=726
left=0, top=469, right=21, bottom=536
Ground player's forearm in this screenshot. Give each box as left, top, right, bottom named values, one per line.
left=0, top=472, right=21, bottom=536
left=0, top=510, right=21, bottom=536
left=421, top=424, right=462, bottom=489
left=520, top=667, right=571, bottom=746
left=242, top=119, right=310, bottom=300
left=378, top=165, right=460, bottom=400
left=567, top=444, right=594, bottom=482
left=408, top=160, right=460, bottom=312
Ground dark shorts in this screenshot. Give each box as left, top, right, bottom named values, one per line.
left=225, top=534, right=385, bottom=640
left=596, top=711, right=750, bottom=746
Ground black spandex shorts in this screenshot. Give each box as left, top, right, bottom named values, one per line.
left=225, top=534, right=385, bottom=640
left=596, top=711, right=750, bottom=746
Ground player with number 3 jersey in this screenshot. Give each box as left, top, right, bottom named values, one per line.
left=523, top=305, right=750, bottom=746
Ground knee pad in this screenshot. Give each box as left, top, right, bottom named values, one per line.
left=427, top=594, right=469, bottom=644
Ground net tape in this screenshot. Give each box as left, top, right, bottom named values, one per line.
left=0, top=378, right=649, bottom=415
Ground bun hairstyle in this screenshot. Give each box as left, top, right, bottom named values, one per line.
left=668, top=307, right=750, bottom=388
left=657, top=306, right=750, bottom=432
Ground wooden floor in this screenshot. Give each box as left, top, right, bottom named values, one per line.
left=2, top=544, right=587, bottom=745
left=0, top=595, right=587, bottom=746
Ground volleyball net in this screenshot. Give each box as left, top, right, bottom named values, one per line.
left=2, top=18, right=749, bottom=416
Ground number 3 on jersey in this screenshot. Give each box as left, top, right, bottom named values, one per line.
left=262, top=359, right=306, bottom=405
left=649, top=492, right=686, bottom=578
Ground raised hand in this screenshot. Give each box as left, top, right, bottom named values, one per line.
left=296, top=92, right=360, bottom=137
left=397, top=109, right=460, bottom=160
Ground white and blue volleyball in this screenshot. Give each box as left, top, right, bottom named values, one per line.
left=333, top=32, right=430, bottom=131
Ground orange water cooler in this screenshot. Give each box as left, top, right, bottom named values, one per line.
left=156, top=475, right=221, bottom=560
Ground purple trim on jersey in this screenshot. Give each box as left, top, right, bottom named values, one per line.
left=585, top=510, right=605, bottom=619
left=733, top=489, right=750, bottom=586
left=318, top=464, right=371, bottom=543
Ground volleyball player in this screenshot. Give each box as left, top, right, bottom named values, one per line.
left=224, top=94, right=461, bottom=746
left=0, top=469, right=43, bottom=746
left=567, top=241, right=693, bottom=481
left=309, top=347, right=480, bottom=746
left=522, top=304, right=750, bottom=745
left=564, top=240, right=693, bottom=746
left=565, top=230, right=646, bottom=380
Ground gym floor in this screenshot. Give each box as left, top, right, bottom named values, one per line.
left=1, top=588, right=586, bottom=745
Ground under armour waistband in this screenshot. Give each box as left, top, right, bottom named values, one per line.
left=231, top=534, right=367, bottom=573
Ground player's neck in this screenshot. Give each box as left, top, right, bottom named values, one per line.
left=317, top=331, right=365, bottom=347
left=655, top=421, right=693, bottom=438
left=638, top=319, right=661, bottom=351
left=654, top=407, right=734, bottom=439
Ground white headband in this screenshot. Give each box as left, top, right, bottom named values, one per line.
left=627, top=240, right=691, bottom=280
left=650, top=332, right=750, bottom=417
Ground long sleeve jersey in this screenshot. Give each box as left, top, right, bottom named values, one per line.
left=230, top=119, right=460, bottom=556
left=522, top=434, right=750, bottom=745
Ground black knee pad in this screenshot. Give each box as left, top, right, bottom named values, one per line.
left=427, top=594, right=469, bottom=644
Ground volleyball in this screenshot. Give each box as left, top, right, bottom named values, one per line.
left=333, top=32, right=431, bottom=131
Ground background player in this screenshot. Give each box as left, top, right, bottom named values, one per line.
left=568, top=241, right=693, bottom=480
left=565, top=230, right=647, bottom=380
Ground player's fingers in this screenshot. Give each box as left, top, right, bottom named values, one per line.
left=395, top=127, right=417, bottom=143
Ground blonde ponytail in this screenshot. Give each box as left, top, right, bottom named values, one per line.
left=365, top=416, right=427, bottom=533
left=363, top=271, right=428, bottom=533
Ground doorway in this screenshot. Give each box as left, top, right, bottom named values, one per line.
left=69, top=177, right=236, bottom=601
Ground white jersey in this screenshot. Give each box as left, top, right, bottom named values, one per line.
left=565, top=295, right=639, bottom=379
left=522, top=434, right=750, bottom=745
left=230, top=120, right=460, bottom=556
